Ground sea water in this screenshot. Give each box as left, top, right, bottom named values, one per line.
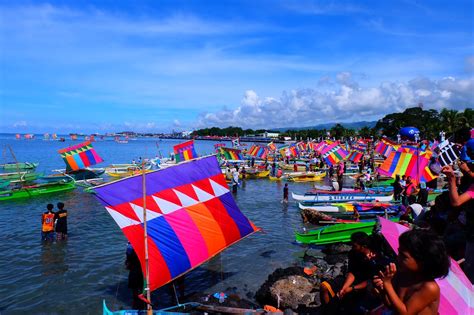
left=0, top=135, right=322, bottom=314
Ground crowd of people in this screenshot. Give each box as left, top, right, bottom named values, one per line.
left=318, top=136, right=474, bottom=314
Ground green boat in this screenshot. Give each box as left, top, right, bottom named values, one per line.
left=295, top=217, right=400, bottom=245
left=0, top=162, right=39, bottom=170
left=0, top=181, right=76, bottom=201
left=0, top=172, right=41, bottom=183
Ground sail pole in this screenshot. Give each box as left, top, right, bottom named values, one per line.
left=141, top=162, right=152, bottom=315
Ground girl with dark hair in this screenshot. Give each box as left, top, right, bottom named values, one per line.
left=373, top=229, right=450, bottom=314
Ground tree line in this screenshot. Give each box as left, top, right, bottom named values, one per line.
left=192, top=107, right=473, bottom=141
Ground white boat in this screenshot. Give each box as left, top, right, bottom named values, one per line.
left=291, top=191, right=393, bottom=203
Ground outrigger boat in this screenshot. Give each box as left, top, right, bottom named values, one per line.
left=295, top=217, right=400, bottom=245
left=286, top=171, right=325, bottom=182
left=298, top=202, right=397, bottom=214
left=0, top=181, right=76, bottom=201
left=0, top=171, right=40, bottom=183
left=0, top=162, right=39, bottom=170
left=292, top=191, right=393, bottom=203
left=246, top=169, right=270, bottom=179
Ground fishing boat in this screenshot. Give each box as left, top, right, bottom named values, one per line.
left=298, top=202, right=397, bottom=214
left=40, top=173, right=74, bottom=182
left=292, top=191, right=393, bottom=203
left=92, top=156, right=260, bottom=314
left=295, top=218, right=400, bottom=245
left=0, top=181, right=76, bottom=201
left=300, top=204, right=399, bottom=222
left=0, top=162, right=39, bottom=170
left=286, top=172, right=325, bottom=182
left=246, top=169, right=270, bottom=179
left=0, top=180, right=10, bottom=189
left=0, top=171, right=40, bottom=183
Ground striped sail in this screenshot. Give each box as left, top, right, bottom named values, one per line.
left=92, top=156, right=259, bottom=292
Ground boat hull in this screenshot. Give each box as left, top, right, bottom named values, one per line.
left=0, top=182, right=76, bottom=201
left=292, top=192, right=393, bottom=203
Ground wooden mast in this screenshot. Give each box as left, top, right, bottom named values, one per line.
left=142, top=161, right=152, bottom=315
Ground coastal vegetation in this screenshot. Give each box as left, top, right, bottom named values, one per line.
left=192, top=107, right=473, bottom=140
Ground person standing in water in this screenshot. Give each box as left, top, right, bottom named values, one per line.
left=41, top=204, right=55, bottom=242
left=55, top=202, right=68, bottom=240
left=282, top=183, right=289, bottom=203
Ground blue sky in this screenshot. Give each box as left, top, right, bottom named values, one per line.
left=1, top=0, right=473, bottom=133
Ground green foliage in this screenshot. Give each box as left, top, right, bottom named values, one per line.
left=192, top=107, right=472, bottom=140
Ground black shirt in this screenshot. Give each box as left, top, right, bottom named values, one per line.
left=55, top=209, right=68, bottom=233
left=347, top=250, right=371, bottom=284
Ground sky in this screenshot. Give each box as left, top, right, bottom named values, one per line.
left=0, top=0, right=473, bottom=133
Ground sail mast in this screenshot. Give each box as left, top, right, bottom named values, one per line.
left=142, top=162, right=152, bottom=315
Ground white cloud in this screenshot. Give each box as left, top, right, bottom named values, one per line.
left=13, top=121, right=27, bottom=127
left=196, top=74, right=474, bottom=129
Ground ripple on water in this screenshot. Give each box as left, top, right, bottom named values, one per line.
left=0, top=138, right=331, bottom=313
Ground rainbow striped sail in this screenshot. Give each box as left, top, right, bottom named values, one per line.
left=92, top=156, right=259, bottom=291
left=173, top=140, right=198, bottom=162
left=219, top=147, right=243, bottom=160
left=58, top=141, right=103, bottom=171
left=347, top=151, right=363, bottom=163
left=321, top=142, right=349, bottom=166
left=377, top=147, right=437, bottom=183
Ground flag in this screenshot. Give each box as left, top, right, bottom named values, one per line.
left=173, top=140, right=198, bottom=162
left=58, top=141, right=104, bottom=171
left=436, top=140, right=460, bottom=167
left=232, top=138, right=240, bottom=148
left=219, top=147, right=243, bottom=160
left=92, top=156, right=259, bottom=292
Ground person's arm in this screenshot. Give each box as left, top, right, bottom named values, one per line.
left=381, top=264, right=439, bottom=315
left=442, top=166, right=473, bottom=207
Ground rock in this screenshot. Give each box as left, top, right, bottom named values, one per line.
left=323, top=243, right=352, bottom=255
left=269, top=275, right=317, bottom=310
left=300, top=208, right=333, bottom=224
left=255, top=267, right=318, bottom=311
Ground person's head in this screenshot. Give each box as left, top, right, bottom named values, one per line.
left=406, top=176, right=412, bottom=183
left=350, top=232, right=370, bottom=254
left=402, top=175, right=406, bottom=180
left=395, top=174, right=400, bottom=181
left=47, top=204, right=54, bottom=211
left=398, top=229, right=450, bottom=280
left=57, top=202, right=64, bottom=210
left=284, top=183, right=288, bottom=187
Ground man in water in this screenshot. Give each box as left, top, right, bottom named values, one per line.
left=41, top=204, right=55, bottom=242
left=282, top=183, right=289, bottom=203
left=55, top=202, right=68, bottom=240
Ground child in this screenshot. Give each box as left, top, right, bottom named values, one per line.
left=373, top=229, right=450, bottom=314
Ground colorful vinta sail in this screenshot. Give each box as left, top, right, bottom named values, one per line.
left=321, top=142, right=349, bottom=166
left=375, top=137, right=399, bottom=157
left=173, top=140, right=198, bottom=162
left=377, top=147, right=437, bottom=183
left=248, top=145, right=268, bottom=159
left=267, top=142, right=277, bottom=151
left=58, top=141, right=103, bottom=171
left=219, top=147, right=243, bottom=160
left=347, top=151, right=363, bottom=163
left=92, top=156, right=259, bottom=291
